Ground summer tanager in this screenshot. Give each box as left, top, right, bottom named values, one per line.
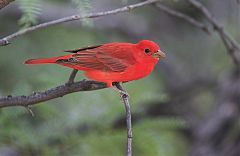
left=24, top=40, right=165, bottom=87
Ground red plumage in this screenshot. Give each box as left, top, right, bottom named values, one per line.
left=25, top=40, right=165, bottom=87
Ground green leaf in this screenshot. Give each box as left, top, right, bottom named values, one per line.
left=17, top=0, right=42, bottom=28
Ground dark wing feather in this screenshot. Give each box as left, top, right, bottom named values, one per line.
left=64, top=45, right=102, bottom=53
left=96, top=52, right=129, bottom=72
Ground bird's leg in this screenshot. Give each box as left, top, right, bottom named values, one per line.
left=67, top=69, right=78, bottom=84
left=112, top=82, right=129, bottom=98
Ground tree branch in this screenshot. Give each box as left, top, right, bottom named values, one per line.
left=187, top=0, right=240, bottom=69
left=154, top=3, right=211, bottom=34
left=0, top=80, right=106, bottom=108
left=0, top=0, right=160, bottom=46
left=154, top=0, right=240, bottom=69
left=0, top=0, right=14, bottom=10
left=114, top=83, right=132, bottom=156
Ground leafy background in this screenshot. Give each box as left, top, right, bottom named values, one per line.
left=0, top=0, right=239, bottom=156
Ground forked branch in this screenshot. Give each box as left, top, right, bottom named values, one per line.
left=187, top=0, right=240, bottom=68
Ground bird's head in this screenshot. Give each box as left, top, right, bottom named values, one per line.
left=136, top=40, right=166, bottom=60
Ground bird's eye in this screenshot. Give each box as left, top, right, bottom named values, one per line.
left=144, top=48, right=150, bottom=54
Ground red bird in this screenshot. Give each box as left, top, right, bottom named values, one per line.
left=25, top=40, right=165, bottom=87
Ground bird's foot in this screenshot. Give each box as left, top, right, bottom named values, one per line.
left=112, top=83, right=129, bottom=98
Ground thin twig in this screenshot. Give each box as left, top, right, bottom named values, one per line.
left=68, top=69, right=78, bottom=84
left=0, top=80, right=106, bottom=108
left=154, top=3, right=211, bottom=34
left=187, top=0, right=240, bottom=68
left=114, top=83, right=132, bottom=156
left=0, top=0, right=160, bottom=46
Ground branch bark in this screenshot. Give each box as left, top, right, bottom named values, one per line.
left=0, top=0, right=160, bottom=46
left=0, top=80, right=106, bottom=108
left=0, top=0, right=14, bottom=10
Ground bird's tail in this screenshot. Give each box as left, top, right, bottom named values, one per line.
left=24, top=58, right=57, bottom=64
left=24, top=55, right=71, bottom=65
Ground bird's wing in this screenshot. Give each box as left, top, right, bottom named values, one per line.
left=59, top=45, right=136, bottom=72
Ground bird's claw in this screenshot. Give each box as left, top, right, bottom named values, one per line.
left=120, top=93, right=129, bottom=99
left=119, top=91, right=129, bottom=98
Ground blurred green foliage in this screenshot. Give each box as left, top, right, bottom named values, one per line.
left=16, top=0, right=93, bottom=27
left=17, top=0, right=42, bottom=28
left=2, top=0, right=237, bottom=155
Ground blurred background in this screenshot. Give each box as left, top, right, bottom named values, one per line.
left=0, top=0, right=240, bottom=156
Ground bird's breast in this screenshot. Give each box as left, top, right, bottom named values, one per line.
left=123, top=61, right=157, bottom=81
left=85, top=61, right=157, bottom=84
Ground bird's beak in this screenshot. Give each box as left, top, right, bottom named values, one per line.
left=152, top=50, right=166, bottom=59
